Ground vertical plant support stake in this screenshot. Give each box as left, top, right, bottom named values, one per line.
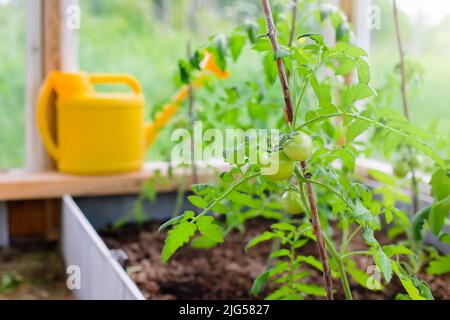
left=393, top=0, right=419, bottom=215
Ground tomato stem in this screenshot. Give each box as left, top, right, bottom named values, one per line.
left=262, top=0, right=334, bottom=300
left=393, top=0, right=419, bottom=215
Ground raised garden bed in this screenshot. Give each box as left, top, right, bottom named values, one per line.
left=62, top=193, right=450, bottom=300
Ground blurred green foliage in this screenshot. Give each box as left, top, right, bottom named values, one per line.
left=0, top=0, right=24, bottom=169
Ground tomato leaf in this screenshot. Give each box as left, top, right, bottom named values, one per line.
left=427, top=255, right=450, bottom=276
left=245, top=231, right=276, bottom=252
left=196, top=216, right=224, bottom=244
left=162, top=221, right=197, bottom=263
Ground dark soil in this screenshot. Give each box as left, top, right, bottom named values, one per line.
left=0, top=246, right=73, bottom=300
left=100, top=220, right=449, bottom=300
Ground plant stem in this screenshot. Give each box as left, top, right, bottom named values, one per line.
left=193, top=172, right=260, bottom=222
left=393, top=0, right=419, bottom=215
left=324, top=235, right=353, bottom=300
left=288, top=0, right=298, bottom=47
left=393, top=0, right=409, bottom=120
left=295, top=112, right=420, bottom=141
left=261, top=0, right=295, bottom=124
left=341, top=225, right=362, bottom=254
left=340, top=250, right=373, bottom=260
left=301, top=161, right=334, bottom=299
left=187, top=42, right=199, bottom=187
left=261, top=0, right=334, bottom=300
left=306, top=179, right=347, bottom=204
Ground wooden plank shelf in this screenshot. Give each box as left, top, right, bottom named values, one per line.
left=0, top=161, right=228, bottom=202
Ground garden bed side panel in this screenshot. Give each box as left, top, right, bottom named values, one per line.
left=0, top=202, right=8, bottom=247
left=62, top=195, right=144, bottom=300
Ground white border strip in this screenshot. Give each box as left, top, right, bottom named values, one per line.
left=62, top=195, right=145, bottom=300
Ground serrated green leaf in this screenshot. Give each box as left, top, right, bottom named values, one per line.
left=270, top=249, right=290, bottom=258
left=245, top=231, right=276, bottom=252
left=344, top=83, right=375, bottom=106
left=229, top=33, right=246, bottom=61
left=428, top=195, right=450, bottom=235
left=346, top=260, right=383, bottom=291
left=211, top=203, right=228, bottom=214
left=158, top=211, right=194, bottom=232
left=391, top=207, right=411, bottom=227
left=265, top=285, right=291, bottom=300
left=228, top=191, right=262, bottom=208
left=263, top=53, right=277, bottom=85
left=362, top=228, right=377, bottom=245
left=392, top=262, right=426, bottom=300
left=274, top=46, right=292, bottom=60
left=293, top=283, right=327, bottom=297
left=178, top=59, right=191, bottom=84
left=356, top=57, right=370, bottom=84
left=251, top=271, right=271, bottom=297
left=352, top=201, right=374, bottom=224
left=368, top=169, right=396, bottom=186
left=162, top=221, right=197, bottom=263
left=297, top=255, right=323, bottom=272
left=251, top=37, right=272, bottom=52
left=334, top=55, right=355, bottom=75
left=371, top=246, right=393, bottom=283
left=196, top=216, right=224, bottom=244
left=430, top=168, right=450, bottom=201
left=382, top=245, right=415, bottom=258
left=190, top=235, right=220, bottom=249
left=298, top=33, right=324, bottom=46
left=427, top=255, right=450, bottom=275
left=385, top=207, right=393, bottom=224
left=407, top=137, right=445, bottom=170
left=310, top=74, right=332, bottom=107
left=440, top=233, right=450, bottom=245
left=411, top=206, right=430, bottom=241
left=271, top=223, right=295, bottom=232
left=187, top=195, right=208, bottom=209
left=336, top=147, right=355, bottom=172
left=347, top=119, right=370, bottom=143
left=384, top=132, right=402, bottom=156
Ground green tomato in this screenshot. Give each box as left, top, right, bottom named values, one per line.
left=393, top=161, right=409, bottom=178
left=261, top=151, right=295, bottom=181
left=281, top=191, right=305, bottom=214
left=284, top=132, right=314, bottom=162
left=409, top=154, right=422, bottom=169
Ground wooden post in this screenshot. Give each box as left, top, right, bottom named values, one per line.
left=25, top=0, right=46, bottom=172
left=12, top=0, right=65, bottom=242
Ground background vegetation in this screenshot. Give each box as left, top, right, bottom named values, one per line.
left=0, top=0, right=448, bottom=169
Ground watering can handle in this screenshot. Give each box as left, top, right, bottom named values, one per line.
left=89, top=74, right=142, bottom=94
left=36, top=73, right=60, bottom=160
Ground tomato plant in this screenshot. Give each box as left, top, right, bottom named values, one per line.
left=153, top=0, right=448, bottom=300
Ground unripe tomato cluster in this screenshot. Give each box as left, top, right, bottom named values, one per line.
left=262, top=132, right=314, bottom=181
left=393, top=153, right=423, bottom=178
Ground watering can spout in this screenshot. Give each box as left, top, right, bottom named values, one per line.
left=143, top=50, right=230, bottom=150
left=144, top=102, right=179, bottom=149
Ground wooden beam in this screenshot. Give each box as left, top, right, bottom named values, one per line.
left=0, top=162, right=228, bottom=202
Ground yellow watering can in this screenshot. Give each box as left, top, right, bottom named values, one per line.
left=37, top=52, right=229, bottom=175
